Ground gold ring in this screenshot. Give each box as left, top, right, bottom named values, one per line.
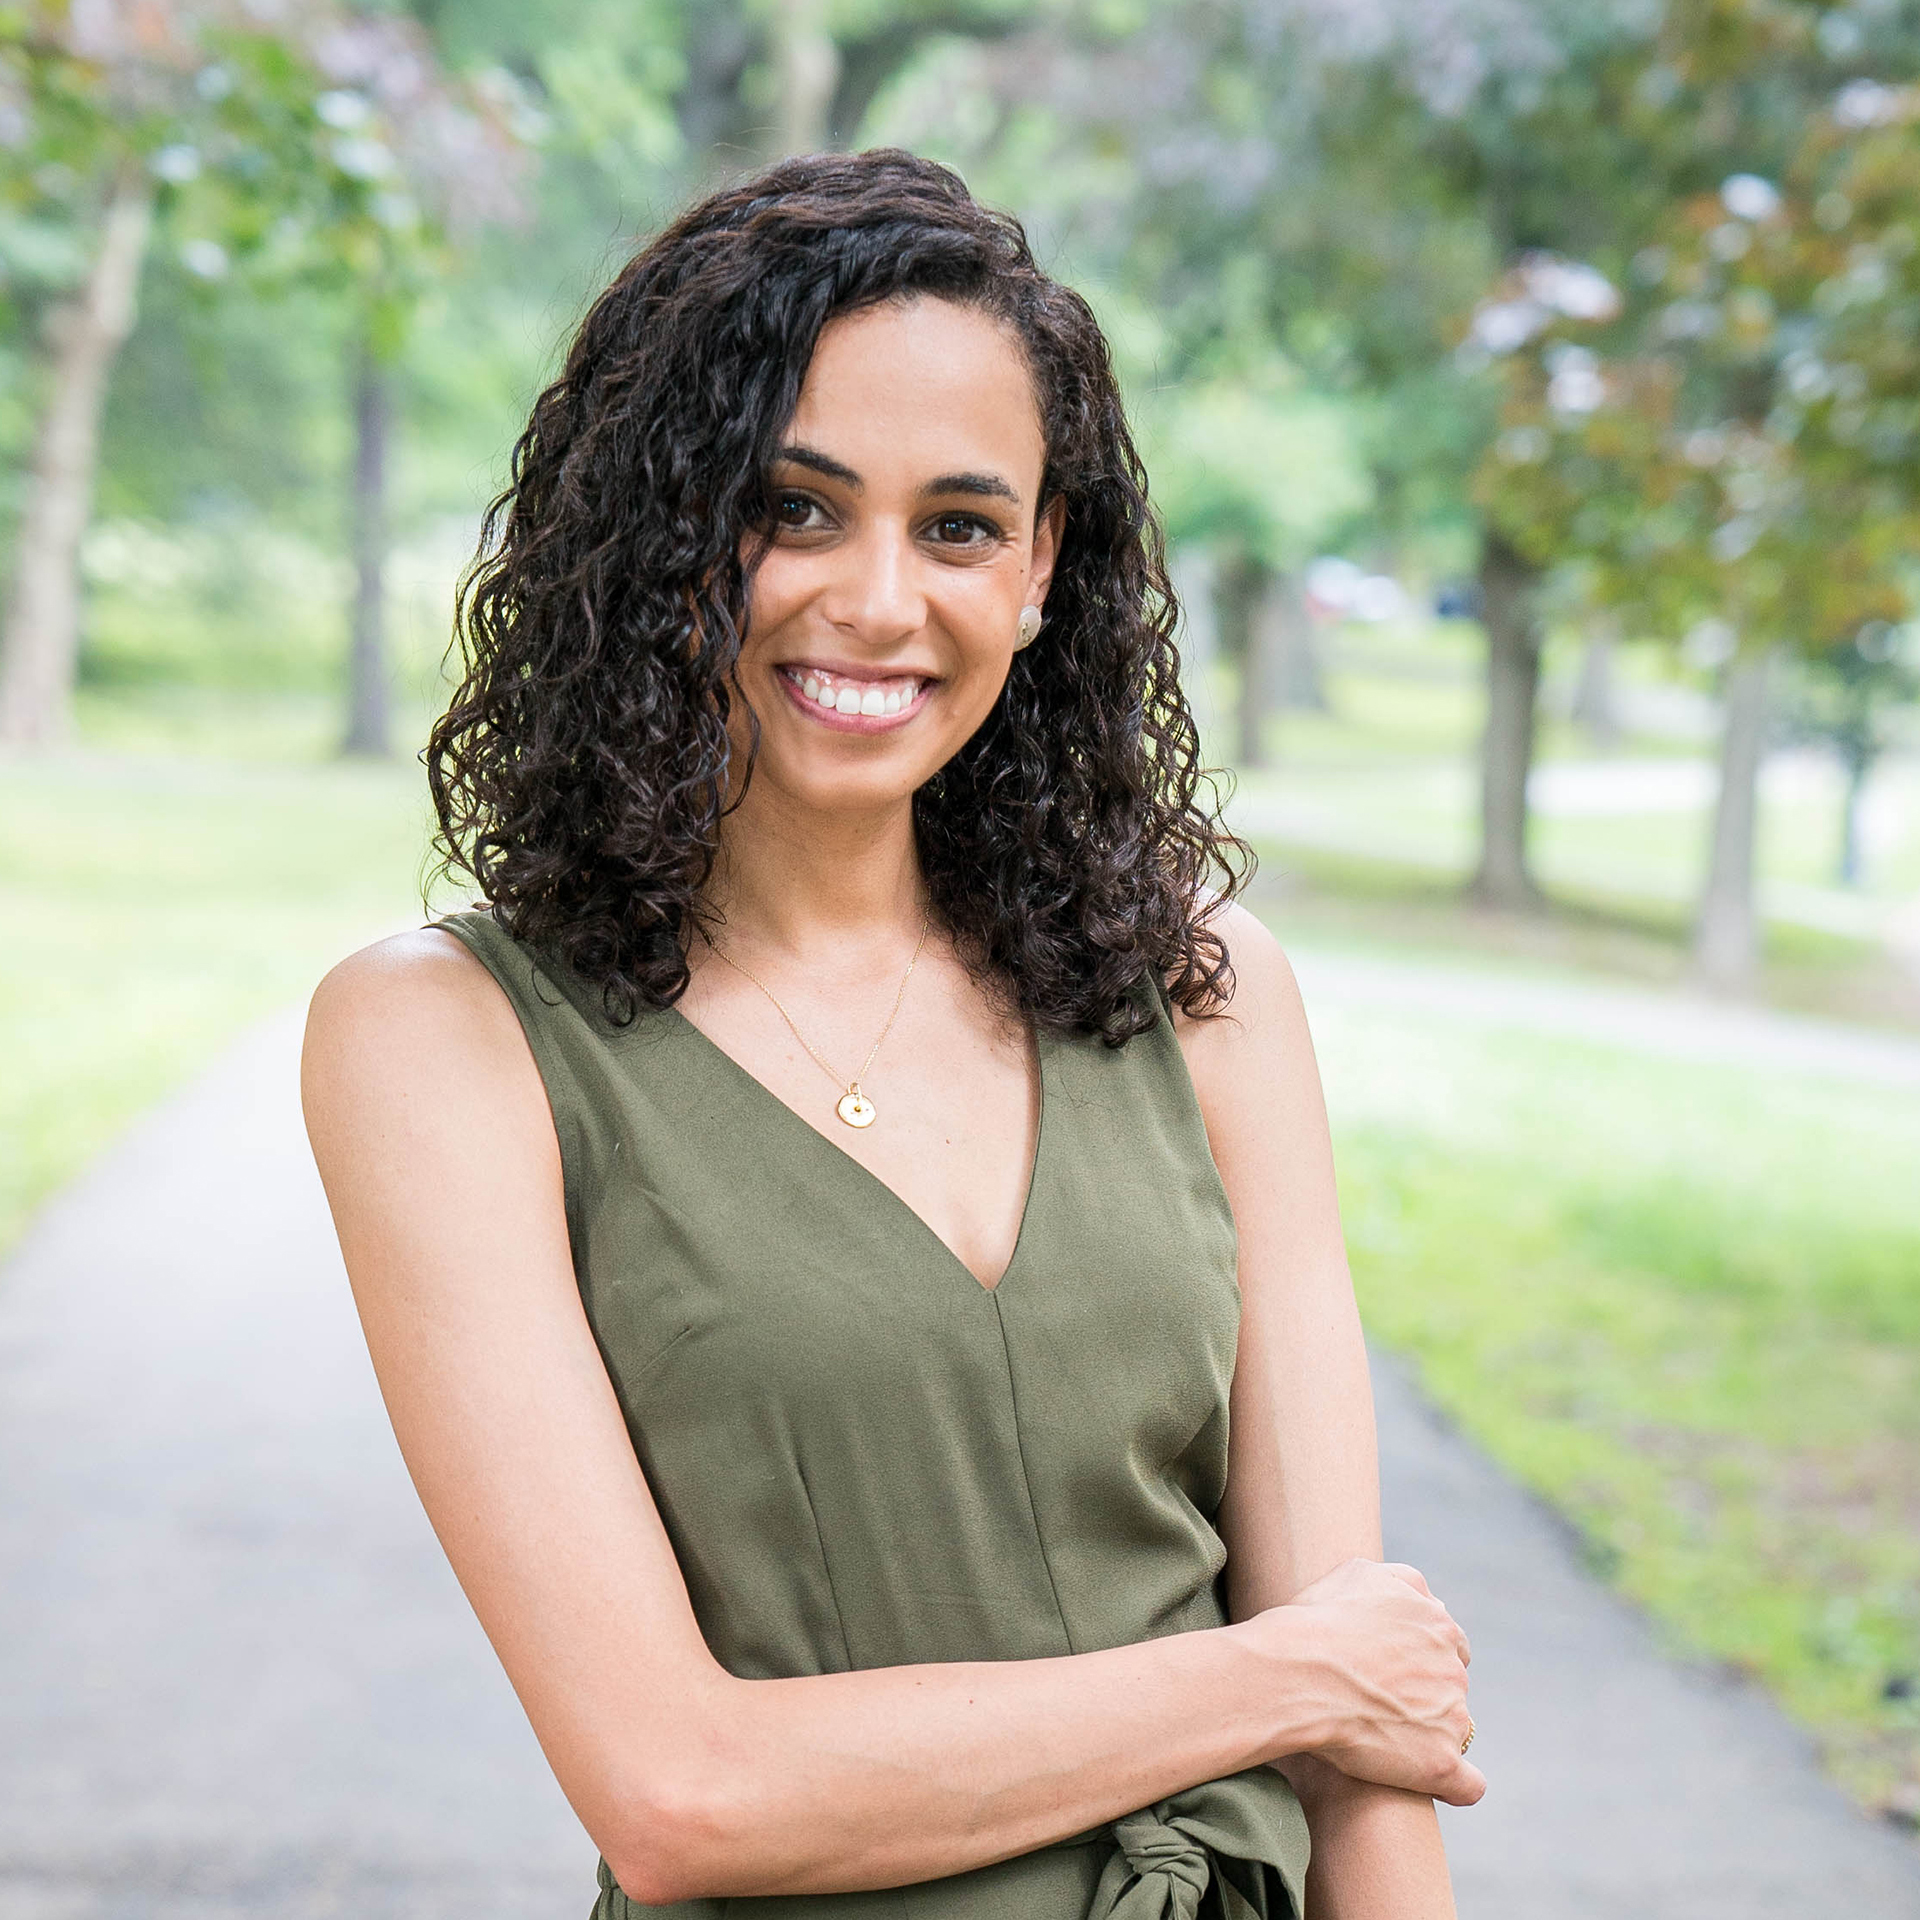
left=1461, top=1715, right=1476, bottom=1755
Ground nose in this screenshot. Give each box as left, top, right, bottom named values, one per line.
left=819, top=518, right=927, bottom=647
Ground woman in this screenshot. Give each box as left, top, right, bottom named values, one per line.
left=303, top=149, right=1483, bottom=1919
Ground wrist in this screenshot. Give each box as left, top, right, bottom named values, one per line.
left=1219, top=1605, right=1341, bottom=1764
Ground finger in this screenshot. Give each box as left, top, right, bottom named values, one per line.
left=1435, top=1758, right=1488, bottom=1808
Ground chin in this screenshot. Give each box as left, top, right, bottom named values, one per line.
left=750, top=742, right=938, bottom=816
left=740, top=688, right=979, bottom=816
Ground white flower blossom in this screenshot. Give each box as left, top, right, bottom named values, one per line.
left=1470, top=298, right=1548, bottom=354
left=149, top=144, right=201, bottom=183
left=331, top=136, right=395, bottom=180
left=316, top=89, right=372, bottom=130
left=179, top=238, right=229, bottom=279
left=1833, top=79, right=1907, bottom=129
left=1522, top=257, right=1621, bottom=321
left=1720, top=174, right=1780, bottom=222
left=1547, top=344, right=1605, bottom=415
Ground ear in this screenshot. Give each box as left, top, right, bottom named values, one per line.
left=1027, top=495, right=1066, bottom=610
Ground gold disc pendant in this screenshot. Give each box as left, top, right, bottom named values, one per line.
left=836, top=1089, right=877, bottom=1129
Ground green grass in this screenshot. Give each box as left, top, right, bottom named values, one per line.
left=1247, top=839, right=1920, bottom=1028
left=0, top=695, right=444, bottom=1259
left=1306, top=994, right=1920, bottom=1819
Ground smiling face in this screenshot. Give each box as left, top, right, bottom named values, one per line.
left=729, top=296, right=1061, bottom=822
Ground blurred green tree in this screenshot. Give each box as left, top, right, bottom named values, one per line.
left=962, top=0, right=1664, bottom=901
left=1787, top=626, right=1920, bottom=887
left=1475, top=11, right=1920, bottom=978
left=0, top=1, right=529, bottom=750
left=416, top=0, right=1034, bottom=187
left=1132, top=340, right=1370, bottom=764
left=965, top=0, right=1920, bottom=935
left=274, top=11, right=532, bottom=756
left=0, top=0, right=275, bottom=744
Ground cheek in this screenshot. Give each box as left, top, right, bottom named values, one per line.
left=933, top=570, right=1022, bottom=664
left=741, top=553, right=810, bottom=647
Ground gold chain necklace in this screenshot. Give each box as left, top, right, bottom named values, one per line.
left=707, top=914, right=932, bottom=1129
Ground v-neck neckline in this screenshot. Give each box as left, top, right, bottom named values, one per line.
left=661, top=1004, right=1048, bottom=1295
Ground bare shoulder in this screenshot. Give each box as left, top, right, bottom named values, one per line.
left=302, top=927, right=539, bottom=1137
left=307, top=926, right=516, bottom=1051
left=309, top=924, right=498, bottom=1023
left=1172, top=900, right=1316, bottom=1109
left=1172, top=909, right=1344, bottom=1284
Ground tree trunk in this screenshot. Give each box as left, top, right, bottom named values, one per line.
left=342, top=335, right=392, bottom=759
left=0, top=169, right=154, bottom=747
left=1837, top=745, right=1870, bottom=889
left=1268, top=569, right=1326, bottom=710
left=1469, top=530, right=1543, bottom=907
left=1694, top=646, right=1774, bottom=988
left=1571, top=623, right=1621, bottom=748
left=1213, top=545, right=1273, bottom=768
left=770, top=0, right=840, bottom=156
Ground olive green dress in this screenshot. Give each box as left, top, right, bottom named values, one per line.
left=441, top=912, right=1310, bottom=1920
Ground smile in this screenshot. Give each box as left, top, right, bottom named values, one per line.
left=778, top=665, right=931, bottom=731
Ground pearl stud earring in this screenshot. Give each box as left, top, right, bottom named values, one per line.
left=1014, top=605, right=1043, bottom=650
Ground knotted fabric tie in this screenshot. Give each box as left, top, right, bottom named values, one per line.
left=1084, top=1771, right=1310, bottom=1920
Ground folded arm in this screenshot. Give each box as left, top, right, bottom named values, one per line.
left=1181, top=904, right=1482, bottom=1920
left=302, top=928, right=1477, bottom=1906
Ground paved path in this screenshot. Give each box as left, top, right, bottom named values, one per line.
left=0, top=1012, right=592, bottom=1919
left=1383, top=1352, right=1920, bottom=1916
left=3, top=984, right=1918, bottom=1917
left=1287, top=943, right=1920, bottom=1090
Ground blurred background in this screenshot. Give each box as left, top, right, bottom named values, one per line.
left=3, top=0, right=1920, bottom=1908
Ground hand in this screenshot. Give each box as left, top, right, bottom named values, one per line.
left=1257, top=1558, right=1484, bottom=1807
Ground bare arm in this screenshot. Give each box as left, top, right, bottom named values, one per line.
left=303, top=930, right=1478, bottom=1906
left=1181, top=904, right=1484, bottom=1920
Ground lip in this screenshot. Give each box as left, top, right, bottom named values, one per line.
left=775, top=665, right=935, bottom=735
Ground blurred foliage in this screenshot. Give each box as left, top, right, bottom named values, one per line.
left=6, top=0, right=1920, bottom=718
left=1474, top=17, right=1920, bottom=666
left=0, top=3, right=531, bottom=353
left=0, top=1, right=535, bottom=739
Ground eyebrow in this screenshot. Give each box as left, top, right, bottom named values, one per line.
left=776, top=444, right=862, bottom=489
left=774, top=444, right=1021, bottom=506
left=924, top=469, right=1021, bottom=504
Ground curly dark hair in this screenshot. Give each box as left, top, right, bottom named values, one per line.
left=428, top=148, right=1251, bottom=1045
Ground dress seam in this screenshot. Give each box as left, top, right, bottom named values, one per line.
left=793, top=1453, right=858, bottom=1672
left=991, top=1291, right=1078, bottom=1654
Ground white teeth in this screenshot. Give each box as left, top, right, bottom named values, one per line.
left=789, top=668, right=923, bottom=717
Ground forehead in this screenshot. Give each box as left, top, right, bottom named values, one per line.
left=785, top=297, right=1045, bottom=490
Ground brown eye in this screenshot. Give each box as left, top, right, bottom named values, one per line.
left=774, top=492, right=822, bottom=529
left=932, top=513, right=990, bottom=545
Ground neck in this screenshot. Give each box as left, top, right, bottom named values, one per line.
left=707, top=776, right=925, bottom=958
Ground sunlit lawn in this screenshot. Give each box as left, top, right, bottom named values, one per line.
left=1305, top=994, right=1920, bottom=1820
left=0, top=692, right=441, bottom=1258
